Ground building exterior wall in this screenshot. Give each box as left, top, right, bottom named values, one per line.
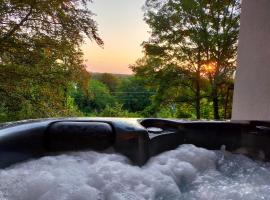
left=232, top=0, right=270, bottom=120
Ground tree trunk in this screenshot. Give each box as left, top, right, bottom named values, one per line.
left=212, top=84, right=220, bottom=120
left=195, top=49, right=201, bottom=119
left=223, top=85, right=230, bottom=119
left=224, top=84, right=234, bottom=119
left=195, top=76, right=201, bottom=119
left=212, top=58, right=220, bottom=120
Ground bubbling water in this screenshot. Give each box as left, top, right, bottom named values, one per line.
left=1, top=144, right=270, bottom=200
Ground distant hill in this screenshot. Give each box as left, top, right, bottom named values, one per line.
left=90, top=72, right=132, bottom=79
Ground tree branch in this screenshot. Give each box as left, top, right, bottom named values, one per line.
left=0, top=4, right=34, bottom=43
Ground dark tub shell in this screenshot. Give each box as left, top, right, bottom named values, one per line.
left=1, top=118, right=270, bottom=168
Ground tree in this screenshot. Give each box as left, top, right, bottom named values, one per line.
left=131, top=57, right=197, bottom=118
left=116, top=76, right=154, bottom=113
left=136, top=0, right=240, bottom=119
left=0, top=0, right=103, bottom=49
left=88, top=79, right=116, bottom=112
left=0, top=0, right=102, bottom=121
left=96, top=73, right=121, bottom=92
left=100, top=103, right=142, bottom=118
left=203, top=1, right=240, bottom=119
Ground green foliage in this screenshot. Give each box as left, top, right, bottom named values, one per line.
left=65, top=95, right=84, bottom=117
left=99, top=103, right=142, bottom=118
left=70, top=86, right=90, bottom=114
left=0, top=0, right=103, bottom=50
left=116, top=77, right=154, bottom=113
left=70, top=77, right=151, bottom=118
left=0, top=0, right=239, bottom=121
left=95, top=73, right=121, bottom=92
left=155, top=106, right=176, bottom=118
left=0, top=0, right=101, bottom=122
left=200, top=98, right=214, bottom=119
left=176, top=104, right=196, bottom=119
left=88, top=79, right=116, bottom=112
left=131, top=0, right=240, bottom=119
left=0, top=103, right=8, bottom=123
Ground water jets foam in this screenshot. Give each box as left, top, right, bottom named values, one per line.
left=1, top=144, right=270, bottom=200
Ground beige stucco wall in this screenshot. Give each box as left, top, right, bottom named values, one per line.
left=232, top=0, right=270, bottom=120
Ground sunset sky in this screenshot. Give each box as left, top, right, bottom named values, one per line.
left=82, top=0, right=149, bottom=74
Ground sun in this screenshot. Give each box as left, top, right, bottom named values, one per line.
left=203, top=62, right=216, bottom=75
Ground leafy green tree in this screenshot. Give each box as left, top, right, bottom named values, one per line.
left=88, top=79, right=116, bottom=112
left=99, top=103, right=141, bottom=118
left=116, top=77, right=154, bottom=113
left=70, top=85, right=90, bottom=114
left=134, top=0, right=240, bottom=119
left=0, top=0, right=102, bottom=49
left=0, top=103, right=8, bottom=123
left=96, top=73, right=121, bottom=92
left=131, top=56, right=198, bottom=118
left=0, top=0, right=102, bottom=121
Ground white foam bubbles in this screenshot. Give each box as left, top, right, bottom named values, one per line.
left=0, top=144, right=270, bottom=200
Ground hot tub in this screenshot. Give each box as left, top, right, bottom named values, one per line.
left=1, top=118, right=270, bottom=168
left=1, top=118, right=270, bottom=200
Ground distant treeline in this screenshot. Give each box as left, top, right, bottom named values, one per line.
left=70, top=71, right=234, bottom=119
left=70, top=73, right=153, bottom=118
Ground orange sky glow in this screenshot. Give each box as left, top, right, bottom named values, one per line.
left=82, top=0, right=149, bottom=74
